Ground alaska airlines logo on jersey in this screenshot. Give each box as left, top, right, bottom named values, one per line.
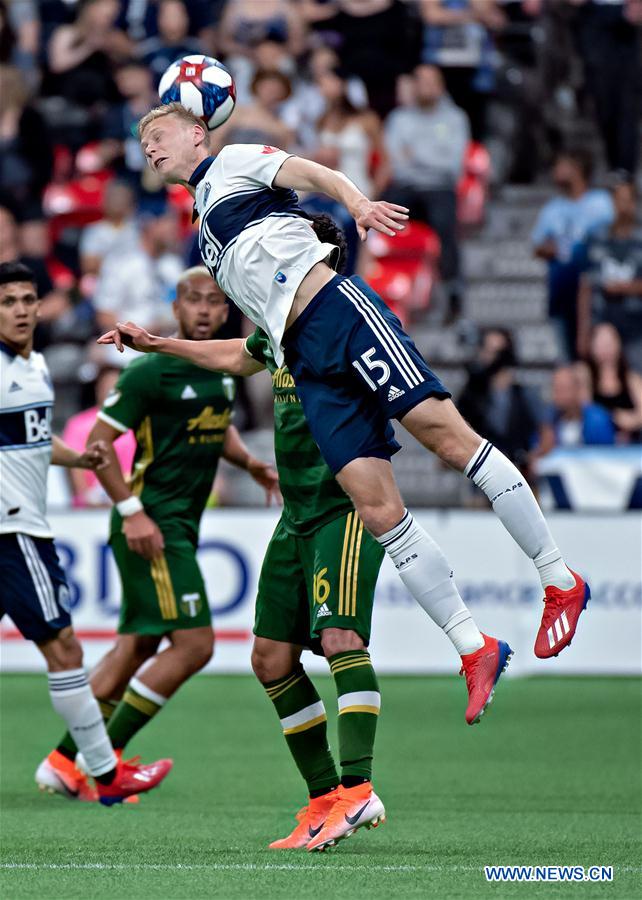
left=272, top=368, right=295, bottom=390
left=187, top=406, right=231, bottom=431
left=272, top=367, right=299, bottom=405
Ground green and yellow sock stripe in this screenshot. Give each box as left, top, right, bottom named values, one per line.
left=150, top=553, right=177, bottom=620
left=122, top=688, right=160, bottom=718
left=97, top=698, right=118, bottom=721
left=337, top=690, right=381, bottom=716
left=279, top=701, right=327, bottom=736
left=264, top=669, right=305, bottom=701
left=329, top=651, right=373, bottom=676
left=339, top=512, right=365, bottom=616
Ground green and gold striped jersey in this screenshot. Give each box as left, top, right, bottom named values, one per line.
left=245, top=327, right=352, bottom=536
left=98, top=353, right=236, bottom=544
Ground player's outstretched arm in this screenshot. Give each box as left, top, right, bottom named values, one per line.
left=97, top=323, right=264, bottom=376
left=51, top=435, right=108, bottom=470
left=272, top=156, right=409, bottom=241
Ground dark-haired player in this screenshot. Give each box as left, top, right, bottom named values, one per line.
left=40, top=266, right=278, bottom=795
left=0, top=261, right=172, bottom=805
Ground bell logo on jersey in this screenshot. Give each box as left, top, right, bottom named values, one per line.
left=24, top=407, right=52, bottom=444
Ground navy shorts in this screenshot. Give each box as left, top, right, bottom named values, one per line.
left=0, top=533, right=72, bottom=643
left=282, top=275, right=451, bottom=474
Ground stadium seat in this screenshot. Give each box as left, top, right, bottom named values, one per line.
left=365, top=222, right=440, bottom=326
left=167, top=183, right=198, bottom=240
left=457, top=142, right=491, bottom=228
left=43, top=170, right=113, bottom=247
left=46, top=258, right=76, bottom=292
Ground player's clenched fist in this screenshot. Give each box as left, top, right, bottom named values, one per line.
left=97, top=321, right=157, bottom=354
left=79, top=440, right=109, bottom=471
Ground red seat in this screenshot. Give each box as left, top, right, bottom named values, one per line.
left=46, top=258, right=76, bottom=291
left=365, top=221, right=440, bottom=326
left=43, top=170, right=113, bottom=245
left=457, top=141, right=491, bottom=227
left=167, top=183, right=196, bottom=240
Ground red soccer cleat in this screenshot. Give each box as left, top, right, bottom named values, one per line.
left=35, top=750, right=98, bottom=802
left=96, top=754, right=173, bottom=806
left=460, top=634, right=513, bottom=725
left=269, top=789, right=339, bottom=849
left=307, top=782, right=385, bottom=852
left=534, top=570, right=590, bottom=659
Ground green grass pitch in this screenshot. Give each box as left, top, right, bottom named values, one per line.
left=1, top=674, right=640, bottom=899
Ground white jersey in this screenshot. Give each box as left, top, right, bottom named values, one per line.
left=0, top=343, right=53, bottom=538
left=192, top=144, right=337, bottom=365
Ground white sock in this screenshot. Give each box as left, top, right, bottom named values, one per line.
left=377, top=510, right=484, bottom=656
left=48, top=669, right=116, bottom=776
left=466, top=442, right=575, bottom=590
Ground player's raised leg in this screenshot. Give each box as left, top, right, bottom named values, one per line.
left=330, top=460, right=512, bottom=725
left=400, top=398, right=590, bottom=658
left=282, top=273, right=586, bottom=666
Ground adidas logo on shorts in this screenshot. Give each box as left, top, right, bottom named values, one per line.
left=387, top=385, right=405, bottom=402
left=316, top=603, right=332, bottom=618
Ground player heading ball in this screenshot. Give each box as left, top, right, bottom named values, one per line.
left=122, top=105, right=590, bottom=725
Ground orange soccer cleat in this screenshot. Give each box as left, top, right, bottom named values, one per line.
left=306, top=782, right=385, bottom=852
left=460, top=634, right=513, bottom=725
left=269, top=789, right=339, bottom=849
left=35, top=750, right=98, bottom=802
left=96, top=753, right=173, bottom=806
left=534, top=570, right=590, bottom=659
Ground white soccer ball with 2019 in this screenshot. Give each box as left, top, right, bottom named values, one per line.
left=158, top=54, right=236, bottom=130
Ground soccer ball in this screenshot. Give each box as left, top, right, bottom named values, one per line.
left=158, top=55, right=236, bottom=130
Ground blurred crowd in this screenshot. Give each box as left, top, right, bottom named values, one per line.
left=0, top=0, right=640, bottom=506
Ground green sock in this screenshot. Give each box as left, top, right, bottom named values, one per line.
left=56, top=698, right=118, bottom=761
left=107, top=677, right=166, bottom=751
left=329, top=650, right=380, bottom=784
left=263, top=665, right=339, bottom=795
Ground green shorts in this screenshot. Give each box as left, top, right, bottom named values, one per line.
left=254, top=511, right=384, bottom=652
left=110, top=532, right=211, bottom=635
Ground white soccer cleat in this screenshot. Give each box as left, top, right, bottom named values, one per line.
left=35, top=751, right=98, bottom=801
